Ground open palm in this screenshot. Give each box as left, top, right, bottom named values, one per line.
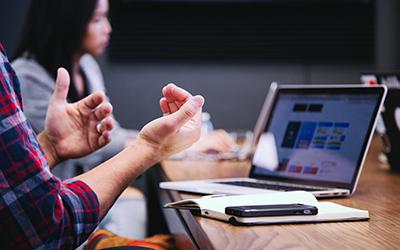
left=43, top=68, right=113, bottom=162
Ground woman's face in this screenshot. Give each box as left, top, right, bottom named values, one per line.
left=82, top=0, right=112, bottom=56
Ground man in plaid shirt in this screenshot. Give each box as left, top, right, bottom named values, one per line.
left=0, top=43, right=204, bottom=249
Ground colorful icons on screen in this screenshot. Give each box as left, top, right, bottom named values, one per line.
left=282, top=121, right=349, bottom=151
left=278, top=120, right=349, bottom=176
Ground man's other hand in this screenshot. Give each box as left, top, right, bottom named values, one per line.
left=137, top=83, right=204, bottom=161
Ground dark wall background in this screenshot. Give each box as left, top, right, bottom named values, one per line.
left=0, top=0, right=399, bottom=131
left=0, top=0, right=30, bottom=57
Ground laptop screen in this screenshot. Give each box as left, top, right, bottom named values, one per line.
left=250, top=86, right=385, bottom=189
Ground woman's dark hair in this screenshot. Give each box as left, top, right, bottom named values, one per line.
left=13, top=0, right=98, bottom=102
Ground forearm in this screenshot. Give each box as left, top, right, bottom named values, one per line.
left=74, top=138, right=160, bottom=217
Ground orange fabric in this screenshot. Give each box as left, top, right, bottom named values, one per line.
left=86, top=229, right=175, bottom=250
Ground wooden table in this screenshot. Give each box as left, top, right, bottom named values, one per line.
left=160, top=138, right=400, bottom=249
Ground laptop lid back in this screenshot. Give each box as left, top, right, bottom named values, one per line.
left=361, top=72, right=400, bottom=171
left=249, top=83, right=386, bottom=193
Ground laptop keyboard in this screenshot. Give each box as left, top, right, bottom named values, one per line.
left=216, top=181, right=328, bottom=192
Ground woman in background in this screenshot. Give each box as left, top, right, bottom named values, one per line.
left=13, top=0, right=233, bottom=239
left=13, top=0, right=147, bottom=239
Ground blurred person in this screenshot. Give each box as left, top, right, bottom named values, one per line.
left=0, top=41, right=204, bottom=248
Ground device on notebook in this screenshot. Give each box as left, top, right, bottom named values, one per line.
left=361, top=72, right=400, bottom=172
left=225, top=203, right=318, bottom=217
left=160, top=83, right=387, bottom=197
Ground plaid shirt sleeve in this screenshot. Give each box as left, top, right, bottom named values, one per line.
left=0, top=44, right=100, bottom=249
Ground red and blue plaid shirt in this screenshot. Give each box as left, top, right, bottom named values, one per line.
left=0, top=43, right=99, bottom=249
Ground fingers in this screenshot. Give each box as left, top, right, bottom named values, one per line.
left=168, top=101, right=179, bottom=114
left=96, top=117, right=113, bottom=147
left=98, top=130, right=111, bottom=148
left=163, top=84, right=180, bottom=113
left=94, top=102, right=113, bottom=121
left=166, top=95, right=204, bottom=129
left=97, top=117, right=114, bottom=134
left=162, top=83, right=192, bottom=103
left=94, top=107, right=113, bottom=148
left=160, top=84, right=194, bottom=115
left=52, top=68, right=70, bottom=102
left=160, top=98, right=170, bottom=115
left=160, top=97, right=181, bottom=114
left=80, top=91, right=106, bottom=111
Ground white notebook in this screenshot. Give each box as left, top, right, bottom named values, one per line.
left=164, top=191, right=369, bottom=225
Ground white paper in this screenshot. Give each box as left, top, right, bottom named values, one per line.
left=252, top=133, right=279, bottom=171
left=395, top=107, right=400, bottom=131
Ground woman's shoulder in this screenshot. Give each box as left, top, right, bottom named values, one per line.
left=80, top=54, right=106, bottom=91
left=12, top=56, right=53, bottom=83
left=13, top=57, right=44, bottom=74
left=80, top=54, right=101, bottom=72
left=11, top=57, right=55, bottom=92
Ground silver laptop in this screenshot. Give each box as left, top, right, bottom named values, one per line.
left=160, top=83, right=387, bottom=197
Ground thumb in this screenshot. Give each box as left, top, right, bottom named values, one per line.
left=167, top=95, right=204, bottom=129
left=51, top=68, right=70, bottom=102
